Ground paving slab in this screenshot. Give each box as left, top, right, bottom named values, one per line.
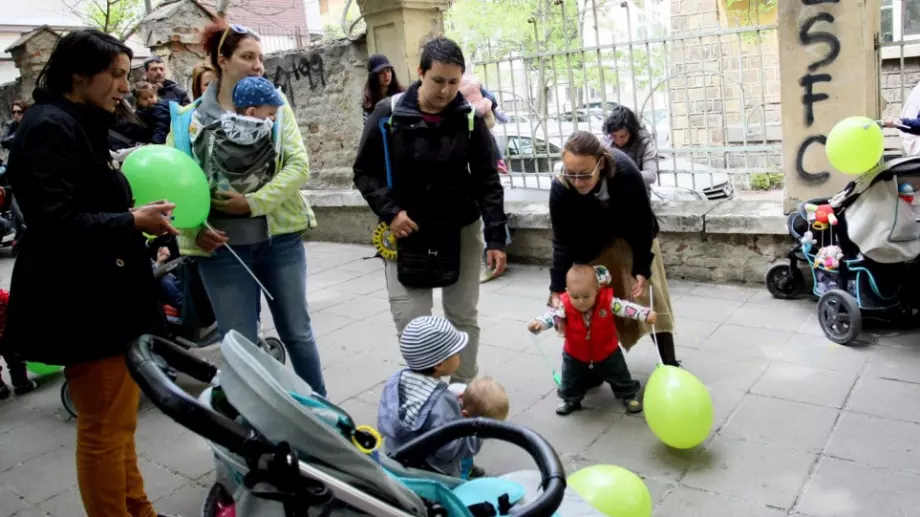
left=0, top=243, right=919, bottom=516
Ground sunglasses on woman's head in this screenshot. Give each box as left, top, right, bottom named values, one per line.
left=217, top=24, right=254, bottom=56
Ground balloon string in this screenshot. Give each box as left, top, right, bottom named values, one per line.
left=204, top=222, right=274, bottom=301
left=648, top=285, right=664, bottom=366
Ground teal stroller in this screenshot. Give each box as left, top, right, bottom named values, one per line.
left=127, top=331, right=605, bottom=516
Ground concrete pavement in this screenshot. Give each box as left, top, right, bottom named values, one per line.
left=1, top=242, right=919, bottom=516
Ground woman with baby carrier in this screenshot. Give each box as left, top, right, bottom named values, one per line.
left=167, top=22, right=327, bottom=397
left=549, top=130, right=680, bottom=367
left=2, top=30, right=181, bottom=517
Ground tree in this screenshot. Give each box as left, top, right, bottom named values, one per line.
left=446, top=0, right=667, bottom=123
left=64, top=0, right=149, bottom=40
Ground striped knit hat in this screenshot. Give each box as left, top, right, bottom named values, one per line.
left=400, top=316, right=469, bottom=371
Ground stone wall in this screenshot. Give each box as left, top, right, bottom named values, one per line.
left=668, top=0, right=783, bottom=185
left=266, top=38, right=369, bottom=190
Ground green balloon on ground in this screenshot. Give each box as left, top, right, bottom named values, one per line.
left=643, top=365, right=714, bottom=449
left=568, top=464, right=652, bottom=517
left=26, top=362, right=63, bottom=376
left=121, top=145, right=211, bottom=229
left=825, top=116, right=885, bottom=175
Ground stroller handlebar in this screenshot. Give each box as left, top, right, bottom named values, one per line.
left=389, top=419, right=567, bottom=517
left=126, top=334, right=273, bottom=457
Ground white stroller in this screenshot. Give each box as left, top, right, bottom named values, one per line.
left=126, top=332, right=607, bottom=516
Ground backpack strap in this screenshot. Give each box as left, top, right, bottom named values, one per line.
left=169, top=98, right=202, bottom=157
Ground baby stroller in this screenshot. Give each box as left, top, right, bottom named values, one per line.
left=127, top=331, right=607, bottom=517
left=765, top=156, right=920, bottom=345
left=61, top=256, right=287, bottom=418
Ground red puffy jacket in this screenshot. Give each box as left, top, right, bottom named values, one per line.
left=561, top=287, right=619, bottom=363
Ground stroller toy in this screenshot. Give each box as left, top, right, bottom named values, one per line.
left=764, top=156, right=920, bottom=345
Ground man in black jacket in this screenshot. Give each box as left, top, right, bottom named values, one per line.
left=354, top=37, right=507, bottom=383
left=143, top=56, right=190, bottom=106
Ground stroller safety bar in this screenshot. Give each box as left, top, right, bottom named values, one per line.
left=390, top=420, right=567, bottom=517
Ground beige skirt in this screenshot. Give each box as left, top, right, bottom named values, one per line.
left=591, top=238, right=676, bottom=349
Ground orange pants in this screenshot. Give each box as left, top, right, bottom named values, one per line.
left=66, top=355, right=157, bottom=517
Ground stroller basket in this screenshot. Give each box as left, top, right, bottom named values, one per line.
left=126, top=334, right=568, bottom=517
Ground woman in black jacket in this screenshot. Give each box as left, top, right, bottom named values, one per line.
left=362, top=54, right=404, bottom=124
left=3, top=30, right=180, bottom=517
left=1, top=100, right=28, bottom=150
left=549, top=131, right=679, bottom=366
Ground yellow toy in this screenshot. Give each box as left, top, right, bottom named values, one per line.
left=372, top=222, right=398, bottom=261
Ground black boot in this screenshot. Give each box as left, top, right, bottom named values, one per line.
left=655, top=332, right=681, bottom=367
left=555, top=400, right=583, bottom=416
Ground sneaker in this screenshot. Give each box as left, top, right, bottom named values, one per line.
left=623, top=397, right=643, bottom=414
left=555, top=401, right=582, bottom=416
left=13, top=379, right=38, bottom=396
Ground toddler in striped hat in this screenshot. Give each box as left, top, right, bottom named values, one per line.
left=378, top=316, right=485, bottom=478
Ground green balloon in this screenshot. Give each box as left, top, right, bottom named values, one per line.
left=568, top=465, right=652, bottom=517
left=26, top=362, right=63, bottom=376
left=826, top=116, right=885, bottom=175
left=121, top=145, right=211, bottom=229
left=643, top=365, right=714, bottom=449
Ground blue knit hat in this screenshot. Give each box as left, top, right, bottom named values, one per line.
left=232, top=76, right=283, bottom=108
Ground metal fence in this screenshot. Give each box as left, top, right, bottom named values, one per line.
left=879, top=37, right=920, bottom=156
left=250, top=26, right=329, bottom=54
left=464, top=1, right=782, bottom=199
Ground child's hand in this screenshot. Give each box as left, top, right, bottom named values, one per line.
left=527, top=320, right=543, bottom=334
left=647, top=311, right=658, bottom=324
left=883, top=119, right=896, bottom=128
left=156, top=246, right=171, bottom=265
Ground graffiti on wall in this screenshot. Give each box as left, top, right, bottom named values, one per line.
left=271, top=52, right=326, bottom=108
left=794, top=0, right=841, bottom=184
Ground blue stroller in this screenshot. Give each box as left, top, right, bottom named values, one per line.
left=764, top=156, right=920, bottom=344
left=127, top=331, right=607, bottom=516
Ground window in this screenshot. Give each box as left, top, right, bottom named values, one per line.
left=882, top=0, right=920, bottom=42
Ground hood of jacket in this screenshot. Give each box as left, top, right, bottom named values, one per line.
left=390, top=81, right=473, bottom=122
left=378, top=369, right=450, bottom=437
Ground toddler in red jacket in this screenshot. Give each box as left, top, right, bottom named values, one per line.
left=528, top=264, right=656, bottom=416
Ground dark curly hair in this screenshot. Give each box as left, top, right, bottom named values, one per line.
left=602, top=104, right=642, bottom=139
left=362, top=69, right=404, bottom=113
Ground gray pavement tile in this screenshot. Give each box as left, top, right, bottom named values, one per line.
left=719, top=394, right=839, bottom=453
left=137, top=458, right=198, bottom=501
left=0, top=449, right=77, bottom=504
left=139, top=432, right=215, bottom=482
left=794, top=457, right=920, bottom=517
left=672, top=296, right=745, bottom=323
left=876, top=330, right=920, bottom=351
left=337, top=397, right=379, bottom=429
left=477, top=292, right=548, bottom=322
left=796, top=314, right=826, bottom=337
left=304, top=288, right=360, bottom=312
left=333, top=271, right=388, bottom=296
left=494, top=278, right=555, bottom=299
left=135, top=407, right=189, bottom=447
left=305, top=268, right=366, bottom=290
left=0, top=485, right=29, bottom=517
left=687, top=283, right=760, bottom=302
left=334, top=257, right=385, bottom=274
left=319, top=295, right=391, bottom=320
left=480, top=318, right=543, bottom=352
left=583, top=413, right=697, bottom=481
left=671, top=317, right=721, bottom=348
left=151, top=483, right=211, bottom=516
left=323, top=346, right=400, bottom=403
left=776, top=333, right=871, bottom=373
left=729, top=301, right=813, bottom=333
left=697, top=324, right=794, bottom=361
left=6, top=508, right=47, bottom=517
left=35, top=486, right=82, bottom=517
left=655, top=486, right=786, bottom=517
left=0, top=399, right=43, bottom=436
left=512, top=395, right=620, bottom=458
left=750, top=362, right=858, bottom=409
left=863, top=345, right=920, bottom=384
left=708, top=389, right=747, bottom=434
left=845, top=376, right=920, bottom=423
left=825, top=412, right=920, bottom=475
left=679, top=349, right=770, bottom=392
left=309, top=312, right=357, bottom=338
left=666, top=279, right=700, bottom=296
left=0, top=416, right=74, bottom=473
left=682, top=437, right=818, bottom=510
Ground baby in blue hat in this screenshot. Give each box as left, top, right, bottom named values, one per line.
left=194, top=76, right=284, bottom=224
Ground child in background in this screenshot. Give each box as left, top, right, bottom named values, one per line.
left=528, top=264, right=656, bottom=416
left=132, top=81, right=170, bottom=144
left=378, top=316, right=483, bottom=478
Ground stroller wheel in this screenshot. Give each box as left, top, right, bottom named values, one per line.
left=258, top=336, right=287, bottom=365
left=765, top=263, right=804, bottom=299
left=61, top=381, right=77, bottom=419
left=201, top=483, right=234, bottom=517
left=817, top=289, right=863, bottom=345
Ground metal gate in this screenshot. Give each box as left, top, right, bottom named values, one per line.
left=457, top=0, right=782, bottom=200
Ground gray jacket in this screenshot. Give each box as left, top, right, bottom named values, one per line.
left=377, top=369, right=482, bottom=477
left=604, top=128, right=658, bottom=187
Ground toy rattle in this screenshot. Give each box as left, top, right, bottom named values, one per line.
left=814, top=245, right=843, bottom=271
left=899, top=183, right=915, bottom=204
left=800, top=231, right=817, bottom=254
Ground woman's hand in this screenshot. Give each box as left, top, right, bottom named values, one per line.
left=196, top=227, right=228, bottom=252
left=390, top=210, right=418, bottom=238
left=132, top=201, right=179, bottom=237
left=211, top=190, right=251, bottom=215
left=632, top=275, right=648, bottom=298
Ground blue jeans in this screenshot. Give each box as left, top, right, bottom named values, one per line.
left=196, top=232, right=327, bottom=397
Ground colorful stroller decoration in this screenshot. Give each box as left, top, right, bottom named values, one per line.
left=765, top=156, right=920, bottom=345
